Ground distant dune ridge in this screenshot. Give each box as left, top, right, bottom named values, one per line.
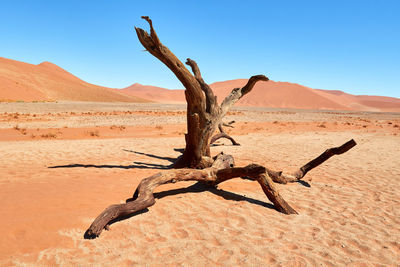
left=123, top=79, right=400, bottom=112
left=0, top=57, right=149, bottom=103
left=1, top=57, right=399, bottom=111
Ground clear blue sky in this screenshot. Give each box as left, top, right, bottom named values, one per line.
left=1, top=0, right=399, bottom=97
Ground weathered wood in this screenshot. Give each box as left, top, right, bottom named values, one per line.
left=256, top=173, right=298, bottom=214
left=220, top=75, right=269, bottom=116
left=210, top=121, right=240, bottom=146
left=267, top=139, right=357, bottom=184
left=136, top=16, right=268, bottom=168
left=185, top=58, right=217, bottom=114
left=84, top=139, right=357, bottom=238
left=210, top=132, right=240, bottom=146
left=84, top=155, right=298, bottom=239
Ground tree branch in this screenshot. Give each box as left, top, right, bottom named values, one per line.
left=84, top=156, right=297, bottom=239
left=135, top=17, right=205, bottom=108
left=210, top=132, right=240, bottom=146
left=256, top=173, right=298, bottom=214
left=267, top=139, right=357, bottom=184
left=220, top=75, right=269, bottom=115
left=185, top=58, right=217, bottom=113
left=140, top=16, right=161, bottom=47
left=221, top=120, right=236, bottom=128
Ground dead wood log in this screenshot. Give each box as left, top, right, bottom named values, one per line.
left=84, top=154, right=297, bottom=239
left=267, top=139, right=357, bottom=184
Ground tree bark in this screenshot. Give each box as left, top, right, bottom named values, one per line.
left=84, top=154, right=296, bottom=239
left=210, top=132, right=240, bottom=146
left=136, top=17, right=268, bottom=168
left=210, top=121, right=240, bottom=146
left=267, top=139, right=357, bottom=184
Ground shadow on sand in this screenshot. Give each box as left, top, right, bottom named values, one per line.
left=84, top=182, right=276, bottom=239
left=49, top=149, right=177, bottom=170
left=48, top=162, right=171, bottom=170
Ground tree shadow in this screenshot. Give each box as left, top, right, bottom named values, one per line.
left=50, top=149, right=181, bottom=170
left=297, top=180, right=311, bottom=187
left=152, top=182, right=276, bottom=210
left=85, top=182, right=278, bottom=239
left=210, top=143, right=240, bottom=147
left=173, top=148, right=184, bottom=154
left=48, top=162, right=171, bottom=170
left=123, top=149, right=176, bottom=163
left=83, top=208, right=150, bottom=239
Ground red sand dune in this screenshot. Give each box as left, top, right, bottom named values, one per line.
left=2, top=56, right=399, bottom=111
left=121, top=83, right=185, bottom=103
left=122, top=79, right=400, bottom=112
left=0, top=57, right=149, bottom=102
left=315, top=89, right=400, bottom=112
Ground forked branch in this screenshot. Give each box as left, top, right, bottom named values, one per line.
left=135, top=17, right=204, bottom=106
left=185, top=58, right=217, bottom=113
left=267, top=139, right=357, bottom=184
left=221, top=75, right=269, bottom=115
left=210, top=121, right=240, bottom=145
left=210, top=132, right=240, bottom=146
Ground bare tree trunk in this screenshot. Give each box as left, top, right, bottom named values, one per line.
left=135, top=17, right=267, bottom=168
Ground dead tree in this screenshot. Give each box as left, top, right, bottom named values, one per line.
left=85, top=140, right=356, bottom=238
left=135, top=16, right=268, bottom=168
left=84, top=17, right=357, bottom=239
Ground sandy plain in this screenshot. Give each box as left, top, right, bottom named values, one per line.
left=0, top=101, right=399, bottom=266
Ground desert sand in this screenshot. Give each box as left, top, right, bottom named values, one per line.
left=0, top=101, right=399, bottom=266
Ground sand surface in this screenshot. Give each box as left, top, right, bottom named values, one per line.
left=1, top=102, right=399, bottom=266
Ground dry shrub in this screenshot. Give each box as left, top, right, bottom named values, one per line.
left=110, top=125, right=126, bottom=130
left=41, top=133, right=57, bottom=139
left=88, top=130, right=100, bottom=137
left=13, top=125, right=27, bottom=135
